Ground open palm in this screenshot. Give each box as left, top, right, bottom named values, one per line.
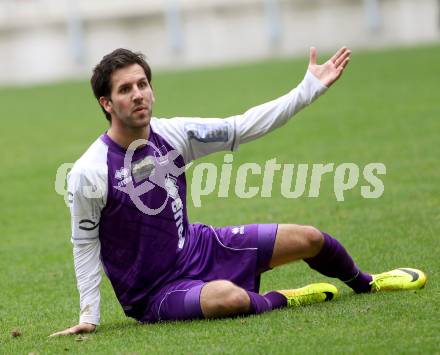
left=308, top=46, right=351, bottom=87
left=49, top=323, right=96, bottom=337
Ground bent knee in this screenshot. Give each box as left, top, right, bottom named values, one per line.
left=201, top=280, right=250, bottom=317
left=224, top=287, right=249, bottom=311
left=213, top=281, right=249, bottom=310
left=283, top=224, right=323, bottom=256
left=301, top=226, right=324, bottom=255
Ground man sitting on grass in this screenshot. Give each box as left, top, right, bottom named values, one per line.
left=51, top=47, right=426, bottom=336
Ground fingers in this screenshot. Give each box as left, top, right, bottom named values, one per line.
left=334, top=48, right=351, bottom=68
left=49, top=324, right=96, bottom=338
left=332, top=58, right=350, bottom=84
left=311, top=46, right=351, bottom=68
left=330, top=46, right=350, bottom=64
left=49, top=329, right=73, bottom=337
left=338, top=57, right=350, bottom=71
left=309, top=47, right=317, bottom=66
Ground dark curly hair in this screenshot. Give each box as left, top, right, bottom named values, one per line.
left=91, top=48, right=152, bottom=121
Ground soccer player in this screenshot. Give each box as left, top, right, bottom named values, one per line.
left=51, top=47, right=426, bottom=336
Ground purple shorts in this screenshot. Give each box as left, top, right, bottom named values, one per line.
left=140, top=223, right=278, bottom=323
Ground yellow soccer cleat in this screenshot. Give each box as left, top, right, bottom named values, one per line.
left=276, top=283, right=338, bottom=307
left=370, top=268, right=427, bottom=292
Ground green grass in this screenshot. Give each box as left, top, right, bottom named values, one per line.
left=1, top=44, right=439, bottom=354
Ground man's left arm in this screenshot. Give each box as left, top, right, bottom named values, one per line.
left=236, top=46, right=350, bottom=144
left=151, top=47, right=350, bottom=163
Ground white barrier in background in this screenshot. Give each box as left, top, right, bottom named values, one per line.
left=0, top=0, right=438, bottom=84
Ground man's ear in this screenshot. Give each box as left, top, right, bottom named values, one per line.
left=151, top=90, right=156, bottom=104
left=99, top=96, right=112, bottom=115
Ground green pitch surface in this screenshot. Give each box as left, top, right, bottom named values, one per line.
left=1, top=44, right=439, bottom=354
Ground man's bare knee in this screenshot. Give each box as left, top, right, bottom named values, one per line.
left=224, top=287, right=249, bottom=311
left=200, top=280, right=250, bottom=318
left=270, top=224, right=324, bottom=267
left=302, top=226, right=324, bottom=257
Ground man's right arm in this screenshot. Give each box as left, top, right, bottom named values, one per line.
left=50, top=241, right=101, bottom=336
left=74, top=240, right=102, bottom=325
left=51, top=167, right=106, bottom=336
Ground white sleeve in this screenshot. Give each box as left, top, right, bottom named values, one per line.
left=150, top=115, right=238, bottom=164
left=74, top=241, right=102, bottom=325
left=151, top=70, right=327, bottom=163
left=236, top=70, right=327, bottom=144
left=68, top=167, right=106, bottom=325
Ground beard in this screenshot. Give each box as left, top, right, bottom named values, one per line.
left=115, top=107, right=152, bottom=129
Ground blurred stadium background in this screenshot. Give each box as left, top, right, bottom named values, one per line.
left=0, top=0, right=439, bottom=85
left=1, top=2, right=440, bottom=353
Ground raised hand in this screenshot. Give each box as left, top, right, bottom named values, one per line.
left=308, top=46, right=351, bottom=87
left=49, top=323, right=96, bottom=337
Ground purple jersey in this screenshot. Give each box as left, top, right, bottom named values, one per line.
left=99, top=131, right=189, bottom=310
left=68, top=116, right=240, bottom=323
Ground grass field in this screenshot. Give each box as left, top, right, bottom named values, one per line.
left=0, top=44, right=439, bottom=354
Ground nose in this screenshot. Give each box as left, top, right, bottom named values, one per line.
left=132, top=86, right=142, bottom=102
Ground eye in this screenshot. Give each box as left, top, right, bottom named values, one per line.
left=138, top=81, right=148, bottom=89
left=119, top=86, right=130, bottom=94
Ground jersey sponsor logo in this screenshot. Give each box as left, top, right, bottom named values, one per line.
left=112, top=139, right=188, bottom=250
left=168, top=176, right=185, bottom=249
left=131, top=156, right=155, bottom=183
left=185, top=122, right=230, bottom=143
left=115, top=167, right=130, bottom=180
left=78, top=219, right=99, bottom=231
left=165, top=176, right=179, bottom=199
left=115, top=167, right=132, bottom=187
left=113, top=139, right=187, bottom=219
left=231, top=226, right=245, bottom=235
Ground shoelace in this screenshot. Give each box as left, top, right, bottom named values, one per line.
left=288, top=290, right=325, bottom=307
left=369, top=273, right=403, bottom=291
left=287, top=294, right=314, bottom=307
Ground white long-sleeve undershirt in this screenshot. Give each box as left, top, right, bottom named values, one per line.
left=74, top=241, right=102, bottom=325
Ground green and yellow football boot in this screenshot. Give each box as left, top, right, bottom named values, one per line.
left=370, top=268, right=427, bottom=292
left=276, top=283, right=338, bottom=307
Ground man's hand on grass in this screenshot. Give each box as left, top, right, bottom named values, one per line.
left=308, top=46, right=351, bottom=87
left=49, top=323, right=96, bottom=337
